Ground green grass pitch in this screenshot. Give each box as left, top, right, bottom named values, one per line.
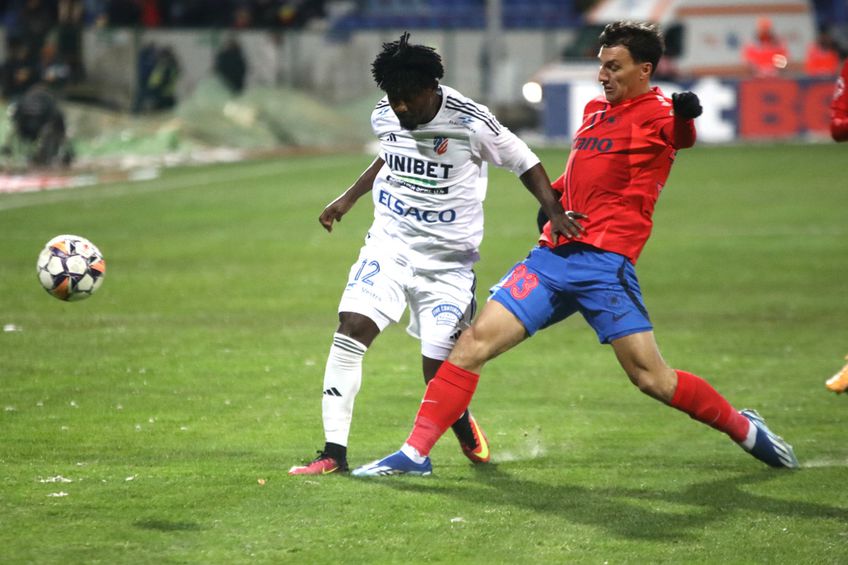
left=1, top=143, right=846, bottom=563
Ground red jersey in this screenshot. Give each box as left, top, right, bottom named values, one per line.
left=831, top=59, right=848, bottom=142
left=540, top=87, right=695, bottom=264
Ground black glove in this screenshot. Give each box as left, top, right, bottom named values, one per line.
left=672, top=91, right=702, bottom=120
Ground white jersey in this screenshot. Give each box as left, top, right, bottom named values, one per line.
left=367, top=84, right=539, bottom=271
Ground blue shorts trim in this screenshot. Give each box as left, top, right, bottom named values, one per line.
left=489, top=244, right=653, bottom=344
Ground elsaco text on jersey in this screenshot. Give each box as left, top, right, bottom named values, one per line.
left=377, top=190, right=457, bottom=223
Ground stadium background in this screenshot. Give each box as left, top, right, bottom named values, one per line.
left=0, top=0, right=846, bottom=177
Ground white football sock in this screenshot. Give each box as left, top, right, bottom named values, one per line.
left=401, top=443, right=427, bottom=464
left=322, top=333, right=368, bottom=447
left=740, top=418, right=758, bottom=450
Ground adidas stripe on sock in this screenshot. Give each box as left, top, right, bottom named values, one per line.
left=322, top=333, right=368, bottom=447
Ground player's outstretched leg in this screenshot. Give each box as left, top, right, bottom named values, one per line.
left=452, top=410, right=490, bottom=464
left=737, top=409, right=799, bottom=469
left=288, top=444, right=349, bottom=476
left=351, top=446, right=432, bottom=477
left=353, top=361, right=480, bottom=478
left=825, top=355, right=848, bottom=393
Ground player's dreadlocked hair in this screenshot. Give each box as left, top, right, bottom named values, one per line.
left=598, top=21, right=665, bottom=76
left=371, top=32, right=444, bottom=98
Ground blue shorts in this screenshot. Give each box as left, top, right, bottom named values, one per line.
left=490, top=244, right=652, bottom=344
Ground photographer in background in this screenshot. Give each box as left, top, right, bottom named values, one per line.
left=3, top=83, right=73, bottom=168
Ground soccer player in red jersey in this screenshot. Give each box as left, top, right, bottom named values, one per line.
left=352, top=21, right=799, bottom=477
left=830, top=58, right=848, bottom=143
left=825, top=59, right=848, bottom=393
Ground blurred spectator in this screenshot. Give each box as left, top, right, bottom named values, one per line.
left=249, top=0, right=327, bottom=29
left=107, top=0, right=140, bottom=26
left=82, top=0, right=109, bottom=26
left=39, top=38, right=72, bottom=89
left=653, top=22, right=683, bottom=81
left=742, top=16, right=789, bottom=77
left=167, top=0, right=230, bottom=27
left=251, top=0, right=278, bottom=26
left=233, top=2, right=252, bottom=28
left=57, top=0, right=85, bottom=81
left=132, top=40, right=158, bottom=112
left=214, top=36, right=248, bottom=94
left=278, top=1, right=298, bottom=27
left=3, top=82, right=74, bottom=167
left=138, top=0, right=162, bottom=27
left=805, top=26, right=842, bottom=76
left=134, top=44, right=179, bottom=111
left=832, top=59, right=848, bottom=142
left=2, top=38, right=40, bottom=98
left=17, top=0, right=56, bottom=55
left=287, top=0, right=326, bottom=28
left=146, top=45, right=179, bottom=110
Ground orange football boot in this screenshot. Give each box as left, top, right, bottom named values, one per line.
left=825, top=355, right=848, bottom=394
left=458, top=412, right=490, bottom=464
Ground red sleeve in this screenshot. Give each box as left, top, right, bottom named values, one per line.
left=660, top=117, right=697, bottom=149
left=551, top=173, right=565, bottom=192
left=832, top=116, right=848, bottom=142
left=832, top=62, right=848, bottom=142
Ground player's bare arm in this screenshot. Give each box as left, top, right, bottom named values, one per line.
left=519, top=162, right=587, bottom=239
left=319, top=157, right=385, bottom=232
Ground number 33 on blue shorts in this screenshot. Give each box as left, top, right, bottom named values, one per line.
left=489, top=244, right=653, bottom=344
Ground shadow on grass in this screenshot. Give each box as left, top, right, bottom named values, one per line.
left=134, top=519, right=204, bottom=532
left=371, top=464, right=847, bottom=541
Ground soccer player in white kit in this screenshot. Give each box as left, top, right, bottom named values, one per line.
left=289, top=33, right=583, bottom=475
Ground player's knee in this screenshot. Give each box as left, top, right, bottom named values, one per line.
left=336, top=313, right=380, bottom=347
left=448, top=325, right=491, bottom=368
left=627, top=367, right=676, bottom=402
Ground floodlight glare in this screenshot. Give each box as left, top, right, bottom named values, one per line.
left=522, top=81, right=543, bottom=104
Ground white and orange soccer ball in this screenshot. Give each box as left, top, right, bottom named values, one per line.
left=36, top=235, right=106, bottom=301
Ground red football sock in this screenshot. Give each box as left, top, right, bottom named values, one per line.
left=670, top=370, right=750, bottom=443
left=406, top=361, right=479, bottom=455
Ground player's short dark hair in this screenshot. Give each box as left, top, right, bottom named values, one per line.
left=598, top=21, right=665, bottom=76
left=371, top=32, right=444, bottom=98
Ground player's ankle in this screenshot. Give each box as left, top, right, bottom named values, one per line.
left=323, top=442, right=347, bottom=463
left=401, top=443, right=427, bottom=463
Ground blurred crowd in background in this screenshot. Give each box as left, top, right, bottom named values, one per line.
left=3, top=1, right=848, bottom=101
left=0, top=0, right=845, bottom=169
left=0, top=0, right=328, bottom=100
left=1, top=0, right=329, bottom=30
left=742, top=15, right=845, bottom=78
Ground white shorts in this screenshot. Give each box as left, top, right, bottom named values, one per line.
left=338, top=244, right=476, bottom=360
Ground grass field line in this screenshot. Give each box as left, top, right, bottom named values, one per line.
left=0, top=157, right=349, bottom=213
left=800, top=457, right=848, bottom=468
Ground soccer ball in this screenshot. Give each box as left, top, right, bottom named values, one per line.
left=36, top=234, right=106, bottom=301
